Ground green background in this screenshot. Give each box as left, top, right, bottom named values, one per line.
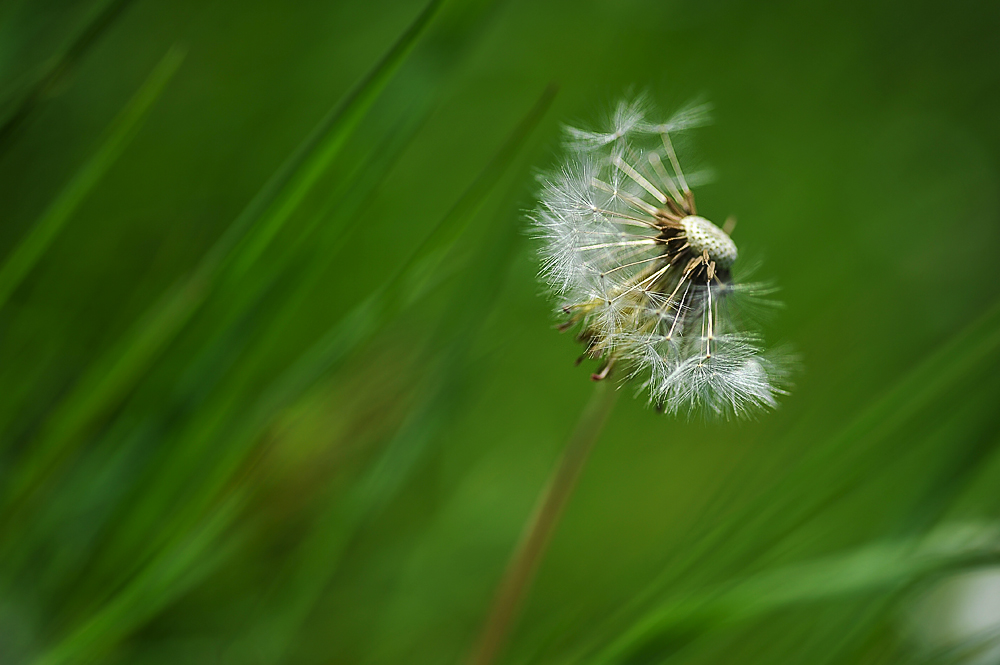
left=1, top=0, right=999, bottom=663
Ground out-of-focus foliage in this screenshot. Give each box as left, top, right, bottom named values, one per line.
left=1, top=0, right=998, bottom=664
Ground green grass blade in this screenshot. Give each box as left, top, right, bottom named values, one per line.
left=274, top=82, right=557, bottom=393
left=698, top=297, right=1000, bottom=568
left=28, top=84, right=555, bottom=665
left=220, top=0, right=444, bottom=281
left=71, top=108, right=431, bottom=585
left=561, top=298, right=1000, bottom=665
left=694, top=297, right=1000, bottom=568
left=149, top=98, right=433, bottom=387
left=0, top=45, right=184, bottom=312
left=0, top=1, right=442, bottom=526
left=137, top=86, right=556, bottom=567
left=31, top=494, right=244, bottom=665
left=592, top=523, right=1000, bottom=665
left=241, top=159, right=537, bottom=662
left=0, top=0, right=137, bottom=148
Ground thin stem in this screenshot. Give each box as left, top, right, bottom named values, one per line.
left=465, top=381, right=619, bottom=665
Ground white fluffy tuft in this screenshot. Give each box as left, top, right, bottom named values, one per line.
left=531, top=97, right=790, bottom=420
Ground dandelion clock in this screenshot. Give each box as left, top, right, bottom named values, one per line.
left=466, top=97, right=793, bottom=665
left=531, top=97, right=791, bottom=419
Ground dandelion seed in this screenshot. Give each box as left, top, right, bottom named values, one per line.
left=530, top=98, right=791, bottom=419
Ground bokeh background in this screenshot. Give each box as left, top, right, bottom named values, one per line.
left=2, top=0, right=1000, bottom=663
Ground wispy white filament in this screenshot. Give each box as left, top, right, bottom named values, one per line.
left=530, top=97, right=790, bottom=419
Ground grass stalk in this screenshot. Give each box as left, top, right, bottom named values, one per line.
left=466, top=381, right=619, bottom=665
left=0, top=0, right=137, bottom=147
left=0, top=0, right=441, bottom=534
left=0, top=45, right=183, bottom=312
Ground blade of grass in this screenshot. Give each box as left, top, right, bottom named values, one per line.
left=66, top=107, right=432, bottom=587
left=142, top=96, right=434, bottom=401
left=674, top=297, right=1000, bottom=575
left=591, top=522, right=1000, bottom=665
left=32, top=85, right=556, bottom=663
left=0, top=0, right=442, bottom=531
left=239, top=143, right=545, bottom=661
left=220, top=0, right=444, bottom=282
left=117, top=84, right=557, bottom=571
left=31, top=492, right=245, bottom=665
left=244, top=169, right=536, bottom=662
left=0, top=0, right=137, bottom=148
left=560, top=298, right=1000, bottom=665
left=0, top=44, right=183, bottom=312
left=259, top=83, right=557, bottom=399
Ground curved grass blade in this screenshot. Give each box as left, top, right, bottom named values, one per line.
left=5, top=105, right=423, bottom=662
left=150, top=97, right=434, bottom=387
left=0, top=0, right=137, bottom=149
left=0, top=0, right=443, bottom=530
left=106, top=84, right=556, bottom=577
left=236, top=137, right=550, bottom=661
left=30, top=493, right=244, bottom=665
left=68, top=107, right=433, bottom=586
left=590, top=522, right=1000, bottom=665
left=28, top=84, right=556, bottom=665
left=672, top=297, right=1000, bottom=578
left=558, top=298, right=1000, bottom=665
left=273, top=82, right=557, bottom=394
left=220, top=0, right=444, bottom=281
left=0, top=45, right=184, bottom=313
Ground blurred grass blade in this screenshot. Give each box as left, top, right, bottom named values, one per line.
left=243, top=160, right=540, bottom=661
left=0, top=0, right=442, bottom=524
left=702, top=297, right=1000, bottom=560
left=31, top=494, right=244, bottom=665
left=220, top=0, right=444, bottom=280
left=386, top=82, right=559, bottom=297
left=593, top=523, right=1000, bottom=664
left=31, top=84, right=555, bottom=665
left=152, top=85, right=557, bottom=556
left=72, top=107, right=433, bottom=585
left=154, top=98, right=434, bottom=380
left=275, top=83, right=557, bottom=393
left=0, top=0, right=137, bottom=148
left=706, top=297, right=1000, bottom=557
left=0, top=45, right=183, bottom=312
left=569, top=298, right=1000, bottom=664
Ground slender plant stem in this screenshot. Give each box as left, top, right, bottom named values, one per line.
left=466, top=381, right=619, bottom=665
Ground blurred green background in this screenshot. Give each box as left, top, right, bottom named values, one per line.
left=2, top=0, right=1000, bottom=663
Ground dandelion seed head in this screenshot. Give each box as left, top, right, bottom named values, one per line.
left=530, top=97, right=793, bottom=420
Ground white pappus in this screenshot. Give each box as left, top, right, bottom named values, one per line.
left=530, top=97, right=791, bottom=419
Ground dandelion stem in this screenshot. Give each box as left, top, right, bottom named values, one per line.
left=465, top=381, right=618, bottom=665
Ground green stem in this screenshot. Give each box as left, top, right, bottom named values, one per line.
left=466, top=381, right=619, bottom=665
